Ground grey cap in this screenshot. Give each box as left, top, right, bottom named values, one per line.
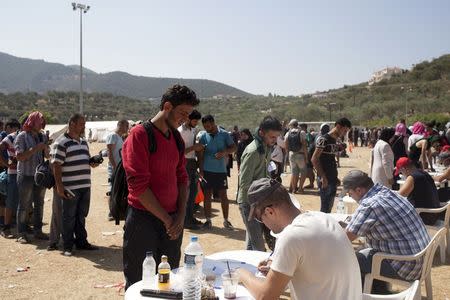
left=342, top=170, right=373, bottom=193
left=247, top=178, right=283, bottom=221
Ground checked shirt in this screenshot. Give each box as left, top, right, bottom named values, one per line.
left=347, top=184, right=430, bottom=280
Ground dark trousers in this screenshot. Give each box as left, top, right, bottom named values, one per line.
left=123, top=206, right=183, bottom=290
left=185, top=159, right=198, bottom=224
left=17, top=175, right=45, bottom=234
left=318, top=178, right=337, bottom=213
left=62, top=187, right=90, bottom=250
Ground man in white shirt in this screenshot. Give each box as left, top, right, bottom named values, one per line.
left=237, top=178, right=361, bottom=300
left=178, top=110, right=204, bottom=229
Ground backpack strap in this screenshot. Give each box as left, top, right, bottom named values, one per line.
left=142, top=121, right=157, bottom=153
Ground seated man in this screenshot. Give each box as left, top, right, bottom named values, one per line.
left=433, top=151, right=450, bottom=202
left=343, top=170, right=430, bottom=292
left=396, top=157, right=441, bottom=225
left=237, top=178, right=361, bottom=300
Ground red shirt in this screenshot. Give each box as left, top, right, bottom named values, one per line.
left=122, top=124, right=188, bottom=213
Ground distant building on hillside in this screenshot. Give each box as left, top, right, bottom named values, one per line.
left=368, top=67, right=403, bottom=85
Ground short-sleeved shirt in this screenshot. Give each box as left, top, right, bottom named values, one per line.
left=198, top=128, right=234, bottom=173
left=51, top=133, right=91, bottom=190
left=105, top=132, right=124, bottom=174
left=14, top=131, right=48, bottom=177
left=271, top=212, right=361, bottom=300
left=346, top=184, right=430, bottom=280
left=315, top=133, right=338, bottom=183
left=1, top=132, right=19, bottom=174
left=178, top=124, right=197, bottom=160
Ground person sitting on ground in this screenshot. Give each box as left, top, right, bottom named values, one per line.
left=342, top=170, right=430, bottom=293
left=396, top=157, right=441, bottom=225
left=237, top=178, right=362, bottom=300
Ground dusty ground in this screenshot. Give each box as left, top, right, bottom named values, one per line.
left=0, top=145, right=449, bottom=299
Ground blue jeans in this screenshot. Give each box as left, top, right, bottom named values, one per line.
left=62, top=188, right=91, bottom=250
left=17, top=175, right=46, bottom=234
left=239, top=202, right=265, bottom=251
left=6, top=174, right=19, bottom=211
left=318, top=177, right=337, bottom=213
left=185, top=161, right=197, bottom=224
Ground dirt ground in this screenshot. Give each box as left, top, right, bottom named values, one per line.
left=0, top=145, right=449, bottom=299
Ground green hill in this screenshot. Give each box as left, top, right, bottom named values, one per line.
left=0, top=52, right=251, bottom=99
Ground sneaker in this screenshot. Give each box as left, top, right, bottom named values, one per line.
left=63, top=250, right=72, bottom=256
left=192, top=218, right=203, bottom=226
left=202, top=220, right=212, bottom=230
left=34, top=231, right=49, bottom=240
left=76, top=242, right=99, bottom=250
left=184, top=222, right=201, bottom=230
left=1, top=228, right=14, bottom=239
left=17, top=234, right=30, bottom=244
left=47, top=243, right=58, bottom=251
left=223, top=220, right=234, bottom=230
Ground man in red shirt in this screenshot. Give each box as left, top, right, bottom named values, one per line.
left=121, top=84, right=199, bottom=289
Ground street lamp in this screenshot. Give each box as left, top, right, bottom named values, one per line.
left=72, top=2, right=90, bottom=115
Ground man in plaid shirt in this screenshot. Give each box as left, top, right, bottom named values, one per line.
left=342, top=170, right=429, bottom=291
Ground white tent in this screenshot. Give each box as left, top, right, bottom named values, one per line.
left=46, top=121, right=123, bottom=143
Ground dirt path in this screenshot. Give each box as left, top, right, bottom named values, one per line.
left=0, top=145, right=448, bottom=299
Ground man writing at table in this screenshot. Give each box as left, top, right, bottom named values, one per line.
left=237, top=178, right=361, bottom=300
left=342, top=170, right=430, bottom=293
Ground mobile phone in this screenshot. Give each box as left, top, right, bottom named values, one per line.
left=65, top=189, right=75, bottom=198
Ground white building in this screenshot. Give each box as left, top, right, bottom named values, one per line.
left=368, top=67, right=403, bottom=85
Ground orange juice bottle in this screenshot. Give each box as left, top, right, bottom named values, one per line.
left=158, top=255, right=171, bottom=290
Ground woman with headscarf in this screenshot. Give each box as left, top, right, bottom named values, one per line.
left=235, top=128, right=253, bottom=171
left=371, top=127, right=395, bottom=188
left=407, top=121, right=426, bottom=150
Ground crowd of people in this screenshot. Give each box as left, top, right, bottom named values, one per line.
left=1, top=84, right=450, bottom=299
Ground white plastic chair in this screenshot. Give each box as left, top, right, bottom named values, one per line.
left=363, top=227, right=446, bottom=300
left=362, top=280, right=420, bottom=300
left=416, top=201, right=450, bottom=264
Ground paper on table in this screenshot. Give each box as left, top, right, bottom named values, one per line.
left=202, top=258, right=258, bottom=286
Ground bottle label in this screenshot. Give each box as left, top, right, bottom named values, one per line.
left=184, top=254, right=196, bottom=265
left=158, top=270, right=170, bottom=283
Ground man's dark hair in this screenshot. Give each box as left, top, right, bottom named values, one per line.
left=299, top=123, right=308, bottom=131
left=335, top=117, right=352, bottom=128
left=259, top=116, right=282, bottom=132
left=379, top=127, right=395, bottom=142
left=5, top=119, right=21, bottom=130
left=202, top=114, right=215, bottom=124
left=160, top=84, right=199, bottom=110
left=69, top=113, right=85, bottom=125
left=400, top=119, right=405, bottom=124
left=189, top=109, right=202, bottom=120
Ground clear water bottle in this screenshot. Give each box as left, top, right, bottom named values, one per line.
left=336, top=196, right=346, bottom=214
left=142, top=251, right=156, bottom=289
left=183, top=236, right=203, bottom=300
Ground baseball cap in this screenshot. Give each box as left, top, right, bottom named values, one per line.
left=441, top=145, right=450, bottom=152
left=394, top=157, right=412, bottom=176
left=342, top=170, right=372, bottom=193
left=247, top=178, right=285, bottom=222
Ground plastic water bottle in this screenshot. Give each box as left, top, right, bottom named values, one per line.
left=183, top=236, right=203, bottom=300
left=142, top=251, right=156, bottom=289
left=336, top=196, right=346, bottom=214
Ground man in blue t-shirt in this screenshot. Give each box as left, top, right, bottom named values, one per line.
left=198, top=115, right=236, bottom=230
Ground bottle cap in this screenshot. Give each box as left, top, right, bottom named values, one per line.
left=146, top=251, right=153, bottom=256
left=191, top=236, right=198, bottom=242
left=161, top=255, right=168, bottom=262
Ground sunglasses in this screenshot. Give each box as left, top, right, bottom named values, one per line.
left=254, top=204, right=273, bottom=223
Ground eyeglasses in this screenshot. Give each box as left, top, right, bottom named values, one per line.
left=254, top=204, right=273, bottom=223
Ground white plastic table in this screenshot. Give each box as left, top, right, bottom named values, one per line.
left=124, top=250, right=269, bottom=300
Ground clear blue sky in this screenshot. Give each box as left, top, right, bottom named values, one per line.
left=1, top=0, right=449, bottom=96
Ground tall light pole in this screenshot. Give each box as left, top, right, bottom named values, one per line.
left=72, top=3, right=90, bottom=115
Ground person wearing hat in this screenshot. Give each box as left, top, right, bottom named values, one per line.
left=342, top=170, right=430, bottom=291
left=284, top=119, right=308, bottom=193
left=312, top=117, right=352, bottom=213
left=237, top=178, right=361, bottom=300
left=396, top=157, right=441, bottom=225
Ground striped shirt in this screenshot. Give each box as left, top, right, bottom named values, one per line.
left=347, top=184, right=430, bottom=281
left=14, top=131, right=47, bottom=176
left=51, top=133, right=91, bottom=190
left=1, top=132, right=19, bottom=175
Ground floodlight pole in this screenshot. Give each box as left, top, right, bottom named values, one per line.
left=72, top=3, right=90, bottom=115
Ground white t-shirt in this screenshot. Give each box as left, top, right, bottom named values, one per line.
left=178, top=124, right=196, bottom=159
left=408, top=134, right=423, bottom=151
left=271, top=136, right=285, bottom=163
left=270, top=212, right=362, bottom=300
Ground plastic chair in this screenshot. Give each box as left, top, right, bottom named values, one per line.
left=362, top=280, right=420, bottom=300
left=363, top=228, right=446, bottom=300
left=416, top=201, right=450, bottom=264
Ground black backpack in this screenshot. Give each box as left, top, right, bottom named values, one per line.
left=110, top=121, right=184, bottom=225
left=287, top=130, right=302, bottom=153
left=34, top=133, right=55, bottom=189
